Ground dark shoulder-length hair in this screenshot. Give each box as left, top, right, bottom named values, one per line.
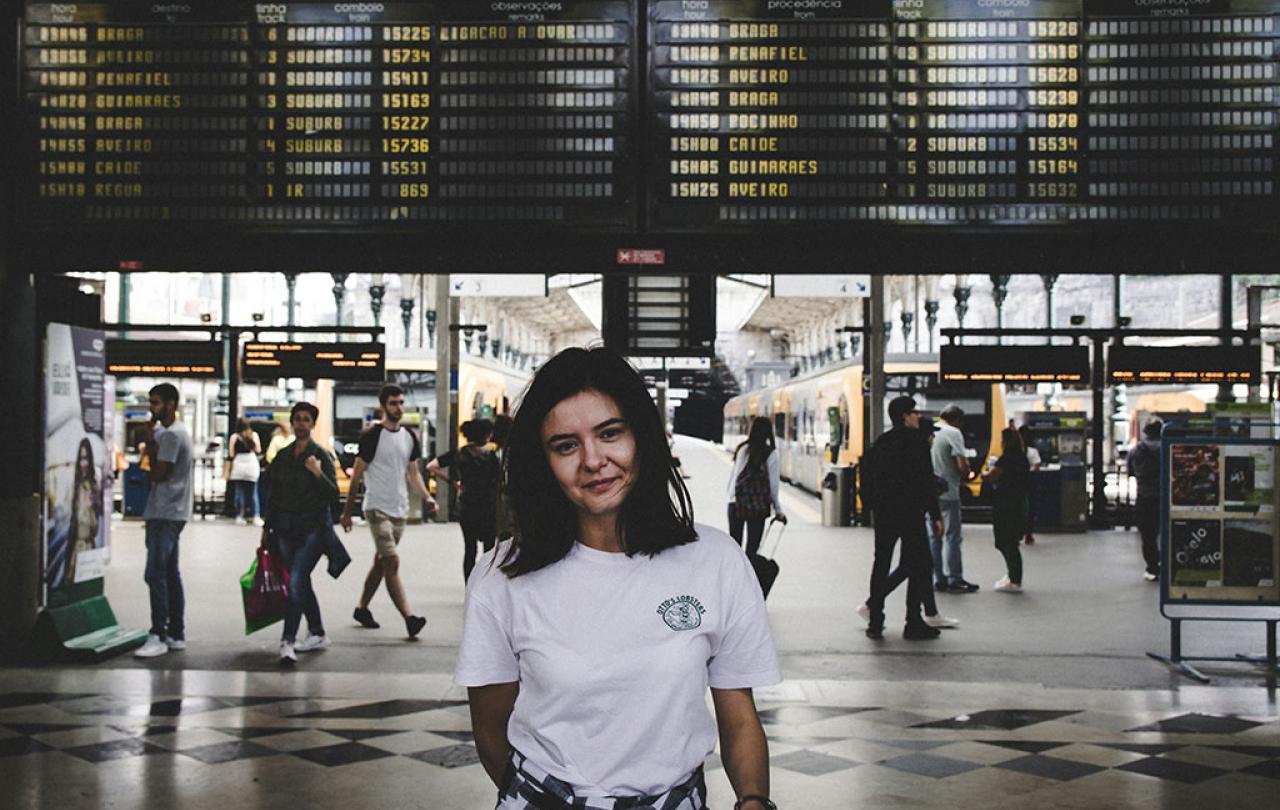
left=500, top=347, right=697, bottom=577
left=735, top=415, right=774, bottom=471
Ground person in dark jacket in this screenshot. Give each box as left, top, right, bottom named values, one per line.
left=1127, top=417, right=1163, bottom=581
left=984, top=427, right=1031, bottom=592
left=861, top=396, right=945, bottom=640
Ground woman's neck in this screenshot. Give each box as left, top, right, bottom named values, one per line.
left=577, top=513, right=624, bottom=553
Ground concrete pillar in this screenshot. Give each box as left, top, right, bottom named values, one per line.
left=434, top=274, right=459, bottom=520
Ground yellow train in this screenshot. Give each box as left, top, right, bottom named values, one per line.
left=723, top=354, right=1007, bottom=504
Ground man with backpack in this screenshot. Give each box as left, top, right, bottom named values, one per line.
left=341, top=383, right=434, bottom=639
left=428, top=419, right=502, bottom=582
left=1126, top=417, right=1163, bottom=582
left=860, top=396, right=946, bottom=641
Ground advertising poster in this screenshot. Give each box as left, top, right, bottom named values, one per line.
left=1221, top=520, right=1276, bottom=589
left=44, top=324, right=110, bottom=592
left=1169, top=519, right=1222, bottom=588
left=1170, top=445, right=1220, bottom=509
left=1223, top=446, right=1274, bottom=514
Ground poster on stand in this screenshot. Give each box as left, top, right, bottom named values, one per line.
left=1223, top=445, right=1274, bottom=514
left=1221, top=520, right=1276, bottom=589
left=1170, top=445, right=1220, bottom=509
left=44, top=324, right=110, bottom=594
left=1168, top=518, right=1222, bottom=588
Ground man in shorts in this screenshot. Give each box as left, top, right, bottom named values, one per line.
left=341, top=383, right=436, bottom=638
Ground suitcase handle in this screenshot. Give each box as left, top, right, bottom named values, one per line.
left=761, top=517, right=786, bottom=560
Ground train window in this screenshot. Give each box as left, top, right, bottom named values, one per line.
left=789, top=414, right=798, bottom=443
left=775, top=412, right=786, bottom=440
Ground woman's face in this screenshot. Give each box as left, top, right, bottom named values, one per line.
left=541, top=389, right=637, bottom=521
left=78, top=445, right=91, bottom=475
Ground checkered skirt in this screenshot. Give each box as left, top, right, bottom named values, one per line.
left=496, top=748, right=707, bottom=810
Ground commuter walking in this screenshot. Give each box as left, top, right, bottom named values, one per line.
left=858, top=416, right=959, bottom=630
left=228, top=418, right=262, bottom=525
left=490, top=414, right=515, bottom=543
left=134, top=383, right=194, bottom=659
left=264, top=402, right=340, bottom=666
left=860, top=396, right=946, bottom=640
left=1127, top=417, right=1163, bottom=582
left=727, top=416, right=786, bottom=557
left=985, top=427, right=1031, bottom=592
left=428, top=419, right=502, bottom=583
left=1020, top=424, right=1041, bottom=545
left=456, top=347, right=779, bottom=810
left=258, top=421, right=290, bottom=512
left=931, top=404, right=980, bottom=593
left=341, top=383, right=434, bottom=638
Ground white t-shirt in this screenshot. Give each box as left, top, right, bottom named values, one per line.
left=356, top=423, right=421, bottom=518
left=454, top=524, right=782, bottom=797
left=1025, top=446, right=1042, bottom=468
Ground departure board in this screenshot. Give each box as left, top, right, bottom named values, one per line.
left=21, top=1, right=636, bottom=229
left=242, top=341, right=385, bottom=380
left=17, top=0, right=1280, bottom=239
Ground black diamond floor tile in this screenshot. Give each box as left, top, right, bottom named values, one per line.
left=109, top=725, right=178, bottom=737
left=757, top=706, right=873, bottom=726
left=81, top=697, right=232, bottom=718
left=879, top=752, right=984, bottom=779
left=875, top=740, right=950, bottom=752
left=770, top=749, right=859, bottom=776
left=0, top=737, right=53, bottom=758
left=913, top=709, right=1079, bottom=731
left=1240, top=760, right=1280, bottom=781
left=0, top=692, right=90, bottom=710
left=1209, top=745, right=1280, bottom=759
left=1117, top=756, right=1228, bottom=784
left=1127, top=713, right=1263, bottom=734
left=291, top=742, right=396, bottom=767
left=289, top=699, right=466, bottom=719
left=62, top=738, right=165, bottom=763
left=5, top=723, right=89, bottom=735
left=405, top=744, right=482, bottom=769
left=180, top=741, right=279, bottom=765
left=429, top=731, right=475, bottom=744
left=996, top=754, right=1106, bottom=782
left=322, top=729, right=406, bottom=742
left=979, top=740, right=1070, bottom=754
left=766, top=735, right=852, bottom=747
left=219, top=697, right=296, bottom=708
left=1098, top=743, right=1184, bottom=756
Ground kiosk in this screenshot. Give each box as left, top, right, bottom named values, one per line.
left=1021, top=411, right=1089, bottom=531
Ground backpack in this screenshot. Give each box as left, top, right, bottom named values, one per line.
left=733, top=455, right=772, bottom=520
left=455, top=445, right=501, bottom=503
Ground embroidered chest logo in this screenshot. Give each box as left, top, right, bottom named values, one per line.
left=657, top=595, right=705, bottom=631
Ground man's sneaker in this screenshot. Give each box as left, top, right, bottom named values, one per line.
left=856, top=603, right=871, bottom=625
left=994, top=577, right=1023, bottom=593
left=134, top=634, right=169, bottom=658
left=948, top=580, right=980, bottom=594
left=405, top=615, right=427, bottom=639
left=923, top=614, right=960, bottom=629
left=1023, top=534, right=1036, bottom=545
left=353, top=607, right=380, bottom=629
left=279, top=641, right=297, bottom=666
left=903, top=623, right=942, bottom=640
left=252, top=517, right=265, bottom=527
left=295, top=634, right=331, bottom=653
left=934, top=580, right=949, bottom=592
left=1143, top=571, right=1158, bottom=582
left=865, top=626, right=884, bottom=640
left=165, top=637, right=187, bottom=651
left=235, top=517, right=247, bottom=526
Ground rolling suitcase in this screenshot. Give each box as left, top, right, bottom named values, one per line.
left=750, top=518, right=786, bottom=599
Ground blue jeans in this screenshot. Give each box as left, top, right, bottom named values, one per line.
left=144, top=519, right=186, bottom=640
left=231, top=480, right=258, bottom=518
left=931, top=499, right=965, bottom=585
left=276, top=517, right=327, bottom=643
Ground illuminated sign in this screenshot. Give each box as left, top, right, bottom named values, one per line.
left=1107, top=345, right=1260, bottom=385
left=105, top=338, right=222, bottom=378
left=940, top=344, right=1090, bottom=383
left=242, top=342, right=385, bottom=381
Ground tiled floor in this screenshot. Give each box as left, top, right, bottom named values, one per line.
left=5, top=436, right=1279, bottom=807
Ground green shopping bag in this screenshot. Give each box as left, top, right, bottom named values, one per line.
left=241, top=546, right=289, bottom=635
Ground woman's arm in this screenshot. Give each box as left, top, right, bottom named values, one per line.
left=468, top=682, right=519, bottom=788
left=711, top=687, right=770, bottom=807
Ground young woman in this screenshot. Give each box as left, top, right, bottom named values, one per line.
left=263, top=402, right=339, bottom=665
left=66, top=437, right=102, bottom=584
left=428, top=418, right=502, bottom=582
left=456, top=347, right=780, bottom=810
left=727, top=416, right=786, bottom=557
left=229, top=418, right=263, bottom=525
left=984, top=427, right=1031, bottom=593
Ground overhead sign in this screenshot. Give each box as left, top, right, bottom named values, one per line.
left=106, top=339, right=223, bottom=378
left=450, top=275, right=546, bottom=298
left=617, top=249, right=666, bottom=265
left=1108, top=345, right=1260, bottom=385
left=242, top=342, right=385, bottom=382
left=772, top=275, right=871, bottom=298
left=940, top=344, right=1091, bottom=384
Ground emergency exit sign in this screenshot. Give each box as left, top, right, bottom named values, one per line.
left=616, top=249, right=665, bottom=265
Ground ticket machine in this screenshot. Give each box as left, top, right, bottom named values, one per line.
left=1021, top=411, right=1088, bottom=531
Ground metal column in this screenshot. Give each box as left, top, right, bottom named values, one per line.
left=434, top=274, right=459, bottom=521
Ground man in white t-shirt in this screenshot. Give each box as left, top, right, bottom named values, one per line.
left=341, top=383, right=436, bottom=639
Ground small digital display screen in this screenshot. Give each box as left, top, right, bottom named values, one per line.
left=105, top=338, right=223, bottom=377
left=940, top=344, right=1091, bottom=383
left=241, top=341, right=385, bottom=380
left=1107, top=345, right=1259, bottom=384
